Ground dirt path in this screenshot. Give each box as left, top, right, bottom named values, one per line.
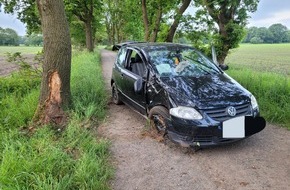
left=99, top=49, right=290, bottom=190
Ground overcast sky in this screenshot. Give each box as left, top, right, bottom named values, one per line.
left=1, top=0, right=290, bottom=36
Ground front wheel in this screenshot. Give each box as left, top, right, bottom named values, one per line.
left=112, top=83, right=122, bottom=105
left=148, top=106, right=170, bottom=136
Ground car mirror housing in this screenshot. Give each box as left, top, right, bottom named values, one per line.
left=219, top=64, right=229, bottom=71
left=134, top=77, right=143, bottom=94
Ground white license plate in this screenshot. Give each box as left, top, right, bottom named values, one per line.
left=222, top=116, right=245, bottom=138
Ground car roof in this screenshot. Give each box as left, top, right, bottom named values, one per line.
left=127, top=42, right=192, bottom=49
left=113, top=42, right=193, bottom=52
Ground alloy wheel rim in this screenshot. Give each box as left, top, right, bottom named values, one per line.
left=152, top=115, right=166, bottom=132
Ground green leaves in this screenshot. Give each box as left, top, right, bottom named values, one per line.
left=191, top=0, right=259, bottom=64
left=0, top=27, right=19, bottom=46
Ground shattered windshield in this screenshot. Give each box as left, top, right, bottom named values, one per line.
left=147, top=46, right=221, bottom=77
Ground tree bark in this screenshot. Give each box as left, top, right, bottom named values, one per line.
left=166, top=0, right=191, bottom=42
left=85, top=1, right=94, bottom=52
left=150, top=7, right=162, bottom=42
left=141, top=0, right=150, bottom=41
left=35, top=0, right=71, bottom=126
left=85, top=20, right=94, bottom=52
left=204, top=0, right=237, bottom=65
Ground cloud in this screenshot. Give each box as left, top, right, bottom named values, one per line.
left=247, top=0, right=290, bottom=28
left=0, top=11, right=26, bottom=36
left=248, top=10, right=290, bottom=28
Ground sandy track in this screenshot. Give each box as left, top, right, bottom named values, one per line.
left=99, top=49, right=290, bottom=190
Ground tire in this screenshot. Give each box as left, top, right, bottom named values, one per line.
left=112, top=83, right=122, bottom=105
left=149, top=106, right=170, bottom=135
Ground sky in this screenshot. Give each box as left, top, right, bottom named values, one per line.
left=0, top=0, right=290, bottom=36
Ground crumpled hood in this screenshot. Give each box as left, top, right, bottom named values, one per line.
left=161, top=73, right=250, bottom=109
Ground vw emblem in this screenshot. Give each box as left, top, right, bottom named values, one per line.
left=227, top=106, right=236, bottom=117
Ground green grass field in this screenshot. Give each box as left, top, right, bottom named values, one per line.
left=0, top=51, right=112, bottom=189
left=0, top=46, right=43, bottom=56
left=225, top=43, right=290, bottom=129
left=225, top=43, right=290, bottom=76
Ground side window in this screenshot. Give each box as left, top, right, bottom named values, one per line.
left=130, top=50, right=147, bottom=77
left=116, top=47, right=127, bottom=68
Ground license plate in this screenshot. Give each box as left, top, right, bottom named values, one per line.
left=222, top=116, right=245, bottom=138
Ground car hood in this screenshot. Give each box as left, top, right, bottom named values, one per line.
left=161, top=73, right=250, bottom=109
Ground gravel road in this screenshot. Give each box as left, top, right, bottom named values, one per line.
left=99, top=49, right=290, bottom=190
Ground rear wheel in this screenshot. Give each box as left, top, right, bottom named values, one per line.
left=112, top=83, right=122, bottom=105
left=149, top=106, right=170, bottom=136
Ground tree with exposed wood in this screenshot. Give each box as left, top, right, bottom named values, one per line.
left=34, top=0, right=71, bottom=125
left=1, top=0, right=72, bottom=126
left=193, top=0, right=259, bottom=64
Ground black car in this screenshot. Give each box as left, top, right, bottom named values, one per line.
left=111, top=42, right=266, bottom=147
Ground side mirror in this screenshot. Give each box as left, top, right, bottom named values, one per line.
left=134, top=77, right=143, bottom=94
left=219, top=64, right=229, bottom=71
left=211, top=44, right=229, bottom=71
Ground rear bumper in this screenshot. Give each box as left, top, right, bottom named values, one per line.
left=166, top=116, right=266, bottom=147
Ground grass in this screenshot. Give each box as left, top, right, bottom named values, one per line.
left=225, top=43, right=290, bottom=129
left=0, top=50, right=112, bottom=189
left=225, top=43, right=290, bottom=76
left=0, top=46, right=43, bottom=56
left=71, top=51, right=108, bottom=120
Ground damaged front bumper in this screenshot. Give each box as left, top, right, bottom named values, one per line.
left=166, top=116, right=266, bottom=147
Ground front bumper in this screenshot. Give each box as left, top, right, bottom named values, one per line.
left=166, top=116, right=266, bottom=147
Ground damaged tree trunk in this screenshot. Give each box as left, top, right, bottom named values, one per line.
left=35, top=0, right=71, bottom=126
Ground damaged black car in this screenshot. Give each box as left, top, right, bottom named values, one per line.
left=111, top=42, right=266, bottom=147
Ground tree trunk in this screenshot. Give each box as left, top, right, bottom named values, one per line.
left=217, top=15, right=230, bottom=65
left=141, top=0, right=150, bottom=41
left=166, top=0, right=191, bottom=42
left=85, top=20, right=94, bottom=52
left=150, top=7, right=162, bottom=42
left=112, top=23, right=116, bottom=44
left=35, top=0, right=71, bottom=126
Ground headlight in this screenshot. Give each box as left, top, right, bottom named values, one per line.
left=170, top=106, right=203, bottom=120
left=251, top=95, right=258, bottom=110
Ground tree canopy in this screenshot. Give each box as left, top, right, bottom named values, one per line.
left=3, top=0, right=289, bottom=65
left=0, top=27, right=19, bottom=46
left=191, top=0, right=260, bottom=64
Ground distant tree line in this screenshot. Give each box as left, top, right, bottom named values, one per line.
left=0, top=27, right=43, bottom=46
left=243, top=23, right=290, bottom=44
left=0, top=27, right=19, bottom=45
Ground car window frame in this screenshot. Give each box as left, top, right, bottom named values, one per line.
left=116, top=47, right=127, bottom=69
left=125, top=48, right=148, bottom=78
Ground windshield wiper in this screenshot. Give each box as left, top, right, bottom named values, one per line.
left=184, top=56, right=220, bottom=74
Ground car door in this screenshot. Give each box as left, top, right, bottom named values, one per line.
left=112, top=46, right=128, bottom=100
left=120, top=48, right=147, bottom=114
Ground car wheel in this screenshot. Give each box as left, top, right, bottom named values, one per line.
left=112, top=83, right=122, bottom=105
left=149, top=106, right=170, bottom=136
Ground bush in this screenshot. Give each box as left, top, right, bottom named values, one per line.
left=0, top=75, right=40, bottom=99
